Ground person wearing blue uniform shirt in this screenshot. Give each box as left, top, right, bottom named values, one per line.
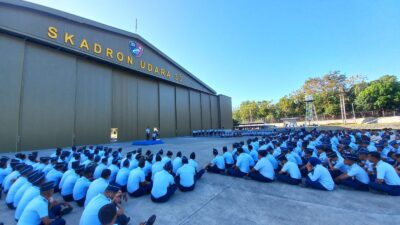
left=62, top=165, right=84, bottom=202
left=272, top=142, right=281, bottom=158
left=151, top=154, right=164, bottom=180
left=222, top=146, right=234, bottom=168
left=172, top=152, right=182, bottom=175
left=316, top=146, right=328, bottom=165
left=161, top=151, right=173, bottom=165
left=0, top=157, right=11, bottom=198
left=227, top=148, right=253, bottom=177
left=13, top=171, right=40, bottom=208
left=128, top=158, right=152, bottom=197
left=43, top=158, right=57, bottom=175
left=98, top=204, right=156, bottom=225
left=327, top=152, right=349, bottom=179
left=175, top=157, right=196, bottom=191
left=115, top=160, right=130, bottom=192
left=266, top=147, right=278, bottom=170
left=368, top=152, right=400, bottom=196
left=276, top=154, right=302, bottom=185
left=59, top=161, right=80, bottom=191
left=143, top=155, right=153, bottom=181
left=85, top=169, right=111, bottom=207
left=334, top=154, right=370, bottom=191
left=18, top=181, right=68, bottom=225
left=151, top=162, right=177, bottom=203
left=108, top=158, right=120, bottom=183
left=205, top=149, right=226, bottom=173
left=248, top=150, right=274, bottom=182
left=45, top=162, right=65, bottom=193
left=73, top=165, right=94, bottom=206
left=80, top=183, right=130, bottom=225
left=94, top=158, right=108, bottom=179
left=249, top=145, right=258, bottom=162
left=285, top=145, right=302, bottom=166
left=129, top=153, right=140, bottom=170
left=6, top=165, right=33, bottom=209
left=305, top=157, right=335, bottom=191
left=188, top=152, right=205, bottom=180
left=2, top=162, right=24, bottom=194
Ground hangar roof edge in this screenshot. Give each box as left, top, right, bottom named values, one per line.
left=1, top=0, right=217, bottom=94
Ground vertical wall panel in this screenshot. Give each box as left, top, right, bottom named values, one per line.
left=189, top=91, right=202, bottom=130
left=210, top=95, right=219, bottom=129
left=218, top=95, right=233, bottom=129
left=137, top=78, right=159, bottom=139
left=19, top=43, right=76, bottom=150
left=201, top=93, right=211, bottom=129
left=112, top=70, right=138, bottom=142
left=176, top=87, right=190, bottom=136
left=0, top=34, right=24, bottom=152
left=75, top=59, right=112, bottom=145
left=159, top=83, right=176, bottom=137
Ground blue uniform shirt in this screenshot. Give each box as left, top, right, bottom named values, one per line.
left=127, top=167, right=145, bottom=193
left=2, top=171, right=20, bottom=192
left=176, top=164, right=195, bottom=187
left=333, top=158, right=349, bottom=173
left=172, top=157, right=182, bottom=174
left=84, top=178, right=109, bottom=207
left=59, top=169, right=74, bottom=189
left=61, top=172, right=79, bottom=196
left=73, top=176, right=91, bottom=201
left=45, top=169, right=63, bottom=187
left=151, top=170, right=174, bottom=198
left=6, top=176, right=27, bottom=204
left=17, top=195, right=48, bottom=225
left=115, top=167, right=130, bottom=186
left=15, top=186, right=40, bottom=220
left=376, top=160, right=400, bottom=185
left=107, top=164, right=119, bottom=182
left=93, top=163, right=107, bottom=179
left=80, top=194, right=111, bottom=225
left=266, top=153, right=278, bottom=170
left=13, top=182, right=32, bottom=207
left=143, top=161, right=152, bottom=176
left=223, top=152, right=234, bottom=164
left=151, top=162, right=164, bottom=180
left=212, top=155, right=226, bottom=170
left=308, top=165, right=335, bottom=191
left=250, top=150, right=259, bottom=162
left=188, top=159, right=199, bottom=172
left=236, top=153, right=253, bottom=173
left=281, top=161, right=301, bottom=179
left=0, top=167, right=11, bottom=185
left=161, top=157, right=171, bottom=165
left=346, top=163, right=370, bottom=184
left=254, top=157, right=275, bottom=180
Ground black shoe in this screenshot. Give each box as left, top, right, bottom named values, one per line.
left=145, top=215, right=156, bottom=225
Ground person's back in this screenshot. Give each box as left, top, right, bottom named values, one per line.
left=127, top=167, right=145, bottom=193
left=80, top=193, right=110, bottom=225
left=151, top=170, right=174, bottom=198
left=17, top=195, right=48, bottom=225
left=85, top=170, right=110, bottom=207
left=237, top=153, right=251, bottom=173
left=176, top=164, right=195, bottom=187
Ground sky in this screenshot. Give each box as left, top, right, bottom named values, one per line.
left=25, top=0, right=400, bottom=107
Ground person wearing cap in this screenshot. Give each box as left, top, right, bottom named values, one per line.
left=334, top=154, right=370, bottom=191
left=227, top=147, right=254, bottom=178
left=172, top=151, right=183, bottom=175
left=0, top=157, right=11, bottom=197
left=94, top=158, right=108, bottom=179
left=45, top=162, right=65, bottom=193
left=128, top=158, right=152, bottom=197
left=15, top=172, right=46, bottom=221
left=80, top=183, right=130, bottom=225
left=327, top=151, right=349, bottom=179
left=61, top=165, right=84, bottom=202
left=36, top=157, right=49, bottom=172
left=59, top=160, right=80, bottom=191
left=188, top=152, right=205, bottom=180
left=85, top=169, right=111, bottom=207
left=368, top=152, right=400, bottom=196
left=73, top=165, right=94, bottom=207
left=108, top=158, right=120, bottom=183
left=43, top=158, right=57, bottom=175
left=82, top=154, right=94, bottom=168
left=151, top=154, right=164, bottom=181
left=222, top=146, right=235, bottom=168
left=276, top=154, right=302, bottom=185
left=175, top=156, right=196, bottom=191
left=205, top=149, right=225, bottom=174
left=305, top=157, right=335, bottom=191
left=2, top=163, right=25, bottom=194
left=13, top=171, right=40, bottom=208
left=6, top=165, right=33, bottom=209
left=18, top=181, right=68, bottom=225
left=116, top=160, right=130, bottom=192
left=247, top=150, right=275, bottom=182
left=151, top=161, right=177, bottom=203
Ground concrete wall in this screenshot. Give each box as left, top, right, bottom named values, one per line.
left=218, top=95, right=233, bottom=129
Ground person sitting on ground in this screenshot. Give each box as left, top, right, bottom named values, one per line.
left=127, top=158, right=152, bottom=197
left=188, top=152, right=205, bottom=180
left=151, top=162, right=177, bottom=203
left=247, top=150, right=274, bottom=182
left=175, top=156, right=196, bottom=192
left=327, top=151, right=349, bottom=179
left=6, top=165, right=33, bottom=209
left=85, top=169, right=111, bottom=207
left=276, top=154, right=302, bottom=185
left=61, top=165, right=84, bottom=202
left=227, top=147, right=254, bottom=178
left=368, top=152, right=400, bottom=196
left=151, top=154, right=164, bottom=181
left=305, top=157, right=335, bottom=191
left=98, top=203, right=156, bottom=225
left=205, top=149, right=225, bottom=174
left=334, top=154, right=370, bottom=191
left=172, top=151, right=183, bottom=176
left=161, top=151, right=173, bottom=164
left=222, top=146, right=235, bottom=168
left=73, top=164, right=94, bottom=207
left=115, top=160, right=130, bottom=193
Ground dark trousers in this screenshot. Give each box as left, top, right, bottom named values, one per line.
left=129, top=183, right=153, bottom=197
left=276, top=174, right=302, bottom=185
left=54, top=183, right=61, bottom=193
left=175, top=177, right=195, bottom=192
left=339, top=178, right=369, bottom=191
left=40, top=218, right=65, bottom=225
left=120, top=185, right=127, bottom=193
left=227, top=168, right=247, bottom=177
left=369, top=181, right=400, bottom=196
left=329, top=170, right=342, bottom=179
left=195, top=169, right=205, bottom=180
left=75, top=197, right=85, bottom=207
left=225, top=163, right=234, bottom=169
left=6, top=202, right=15, bottom=209
left=151, top=184, right=177, bottom=203
left=146, top=133, right=150, bottom=140
left=62, top=194, right=74, bottom=202
left=300, top=168, right=309, bottom=177
left=305, top=177, right=329, bottom=191
left=248, top=171, right=274, bottom=183
left=115, top=214, right=130, bottom=225
left=206, top=165, right=225, bottom=174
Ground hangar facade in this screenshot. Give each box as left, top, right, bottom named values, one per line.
left=0, top=0, right=232, bottom=152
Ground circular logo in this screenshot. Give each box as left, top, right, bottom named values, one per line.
left=129, top=41, right=143, bottom=57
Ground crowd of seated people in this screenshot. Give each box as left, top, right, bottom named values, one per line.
left=0, top=146, right=206, bottom=225
left=205, top=128, right=400, bottom=195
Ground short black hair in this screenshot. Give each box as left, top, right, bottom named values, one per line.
left=101, top=169, right=111, bottom=179
left=98, top=203, right=117, bottom=225
left=368, top=151, right=381, bottom=160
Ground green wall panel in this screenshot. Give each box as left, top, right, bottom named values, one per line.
left=210, top=95, right=219, bottom=129
left=201, top=93, right=211, bottom=129
left=189, top=90, right=201, bottom=130
left=159, top=83, right=176, bottom=137
left=137, top=78, right=159, bottom=139
left=176, top=87, right=190, bottom=136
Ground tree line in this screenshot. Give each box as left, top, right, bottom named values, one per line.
left=233, top=71, right=400, bottom=124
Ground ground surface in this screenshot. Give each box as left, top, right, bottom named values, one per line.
left=0, top=136, right=399, bottom=225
